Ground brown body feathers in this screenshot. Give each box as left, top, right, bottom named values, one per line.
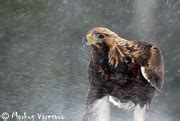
left=83, top=27, right=164, bottom=114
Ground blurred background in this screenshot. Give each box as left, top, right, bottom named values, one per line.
left=0, top=0, right=179, bottom=121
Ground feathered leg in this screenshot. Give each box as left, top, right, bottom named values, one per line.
left=82, top=96, right=110, bottom=121
left=134, top=104, right=147, bottom=121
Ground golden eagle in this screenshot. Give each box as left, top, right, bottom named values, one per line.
left=82, top=27, right=164, bottom=121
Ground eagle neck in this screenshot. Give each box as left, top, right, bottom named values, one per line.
left=108, top=36, right=130, bottom=67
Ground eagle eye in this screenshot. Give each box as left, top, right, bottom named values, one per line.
left=97, top=34, right=105, bottom=39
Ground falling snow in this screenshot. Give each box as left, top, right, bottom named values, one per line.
left=0, top=0, right=179, bottom=121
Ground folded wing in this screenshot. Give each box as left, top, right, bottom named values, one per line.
left=141, top=46, right=164, bottom=91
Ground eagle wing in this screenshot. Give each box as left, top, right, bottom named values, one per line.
left=141, top=46, right=164, bottom=91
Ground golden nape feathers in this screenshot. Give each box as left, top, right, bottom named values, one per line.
left=83, top=27, right=143, bottom=67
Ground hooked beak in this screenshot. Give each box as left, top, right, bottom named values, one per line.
left=82, top=33, right=97, bottom=46
left=82, top=36, right=91, bottom=46
left=82, top=36, right=87, bottom=46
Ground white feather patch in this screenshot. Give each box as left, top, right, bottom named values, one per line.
left=140, top=66, right=157, bottom=89
left=83, top=96, right=110, bottom=121
left=134, top=104, right=146, bottom=121
left=109, top=96, right=135, bottom=111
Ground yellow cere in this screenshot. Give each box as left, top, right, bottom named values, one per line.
left=86, top=33, right=97, bottom=44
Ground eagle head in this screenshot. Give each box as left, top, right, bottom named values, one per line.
left=83, top=27, right=119, bottom=47
left=83, top=27, right=129, bottom=67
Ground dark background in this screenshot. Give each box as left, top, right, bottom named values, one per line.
left=0, top=0, right=179, bottom=121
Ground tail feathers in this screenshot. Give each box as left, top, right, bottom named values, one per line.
left=82, top=96, right=110, bottom=121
